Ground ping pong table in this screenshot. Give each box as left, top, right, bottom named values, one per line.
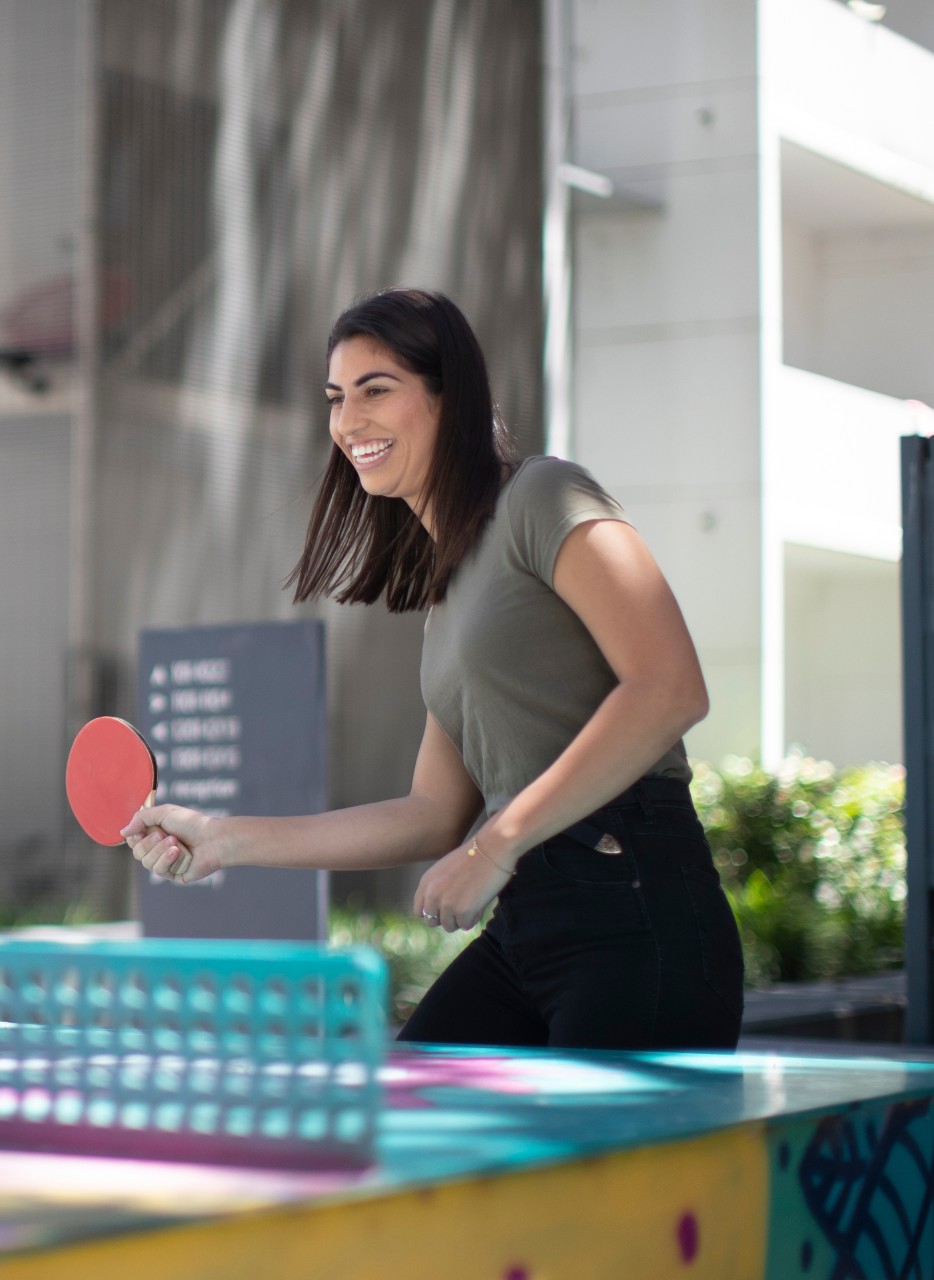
left=1, top=939, right=933, bottom=1279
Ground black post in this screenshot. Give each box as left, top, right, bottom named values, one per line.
left=901, top=434, right=934, bottom=1044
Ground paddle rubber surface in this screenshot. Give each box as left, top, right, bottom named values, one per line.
left=66, top=716, right=157, bottom=845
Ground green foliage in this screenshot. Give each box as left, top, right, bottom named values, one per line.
left=0, top=900, right=103, bottom=930
left=691, top=752, right=906, bottom=986
left=328, top=908, right=479, bottom=1025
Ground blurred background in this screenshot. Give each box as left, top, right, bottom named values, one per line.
left=1, top=0, right=932, bottom=971
left=0, top=0, right=544, bottom=917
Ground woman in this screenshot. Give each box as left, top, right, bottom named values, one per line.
left=124, top=287, right=744, bottom=1050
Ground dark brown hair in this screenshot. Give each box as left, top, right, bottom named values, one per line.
left=288, top=288, right=515, bottom=612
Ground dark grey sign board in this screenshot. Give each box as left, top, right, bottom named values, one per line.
left=136, top=620, right=328, bottom=940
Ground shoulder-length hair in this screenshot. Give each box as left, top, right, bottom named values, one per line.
left=288, top=288, right=515, bottom=612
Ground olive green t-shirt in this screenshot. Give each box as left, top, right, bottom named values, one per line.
left=420, top=456, right=691, bottom=815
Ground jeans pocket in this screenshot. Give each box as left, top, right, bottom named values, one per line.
left=542, top=838, right=638, bottom=889
left=681, top=864, right=745, bottom=1018
left=540, top=839, right=651, bottom=935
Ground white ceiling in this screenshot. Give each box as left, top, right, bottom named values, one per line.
left=781, top=139, right=934, bottom=230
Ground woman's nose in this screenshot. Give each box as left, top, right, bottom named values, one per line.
left=330, top=405, right=348, bottom=439
left=333, top=402, right=362, bottom=439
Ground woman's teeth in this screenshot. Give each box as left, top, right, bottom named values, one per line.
left=351, top=441, right=393, bottom=462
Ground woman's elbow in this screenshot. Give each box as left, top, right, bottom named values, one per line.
left=617, top=666, right=709, bottom=739
left=650, top=667, right=709, bottom=739
left=690, top=686, right=710, bottom=731
left=678, top=673, right=710, bottom=734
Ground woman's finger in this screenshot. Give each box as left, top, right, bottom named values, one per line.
left=121, top=804, right=178, bottom=840
left=135, top=831, right=179, bottom=874
left=148, top=839, right=180, bottom=874
left=130, top=829, right=164, bottom=862
left=173, top=851, right=193, bottom=878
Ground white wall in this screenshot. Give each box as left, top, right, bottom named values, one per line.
left=761, top=0, right=934, bottom=768
left=570, top=0, right=925, bottom=769
left=784, top=544, right=902, bottom=765
left=781, top=145, right=934, bottom=405
left=781, top=221, right=820, bottom=374
left=570, top=0, right=762, bottom=762
left=771, top=365, right=911, bottom=562
left=769, top=0, right=934, bottom=180
left=814, top=227, right=934, bottom=406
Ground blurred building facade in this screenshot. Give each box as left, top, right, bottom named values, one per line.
left=0, top=0, right=544, bottom=915
left=565, top=0, right=934, bottom=770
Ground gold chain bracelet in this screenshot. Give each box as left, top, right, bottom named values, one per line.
left=467, top=838, right=516, bottom=877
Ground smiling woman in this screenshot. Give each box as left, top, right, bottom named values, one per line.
left=121, top=287, right=744, bottom=1053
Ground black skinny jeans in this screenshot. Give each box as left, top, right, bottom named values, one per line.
left=397, top=778, right=745, bottom=1051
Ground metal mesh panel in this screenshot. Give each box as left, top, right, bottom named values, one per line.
left=0, top=0, right=544, bottom=914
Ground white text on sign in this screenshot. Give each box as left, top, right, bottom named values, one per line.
left=169, top=659, right=231, bottom=685
left=171, top=746, right=241, bottom=771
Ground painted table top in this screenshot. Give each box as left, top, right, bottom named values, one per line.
left=2, top=1042, right=934, bottom=1259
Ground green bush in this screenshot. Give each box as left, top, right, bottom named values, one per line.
left=691, top=752, right=906, bottom=987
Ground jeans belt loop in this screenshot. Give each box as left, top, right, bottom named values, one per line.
left=633, top=779, right=655, bottom=823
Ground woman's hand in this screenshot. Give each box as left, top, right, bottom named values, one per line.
left=121, top=805, right=222, bottom=884
left=413, top=839, right=515, bottom=933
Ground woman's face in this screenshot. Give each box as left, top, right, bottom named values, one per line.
left=326, top=336, right=442, bottom=533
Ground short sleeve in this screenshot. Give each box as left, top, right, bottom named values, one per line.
left=506, top=457, right=631, bottom=587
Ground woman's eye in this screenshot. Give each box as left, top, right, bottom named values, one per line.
left=326, top=396, right=342, bottom=408
left=366, top=385, right=388, bottom=397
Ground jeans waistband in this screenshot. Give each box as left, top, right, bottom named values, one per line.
left=561, top=776, right=692, bottom=853
left=605, top=775, right=692, bottom=810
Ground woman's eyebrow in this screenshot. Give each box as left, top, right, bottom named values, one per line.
left=324, top=371, right=403, bottom=391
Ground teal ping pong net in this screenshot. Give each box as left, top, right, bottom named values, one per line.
left=0, top=938, right=387, bottom=1169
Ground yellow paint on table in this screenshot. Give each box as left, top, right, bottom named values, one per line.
left=3, top=1125, right=768, bottom=1280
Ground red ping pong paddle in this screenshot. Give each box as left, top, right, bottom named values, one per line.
left=66, top=716, right=158, bottom=846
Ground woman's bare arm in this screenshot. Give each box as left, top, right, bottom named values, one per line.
left=123, top=712, right=483, bottom=883
left=479, top=517, right=707, bottom=861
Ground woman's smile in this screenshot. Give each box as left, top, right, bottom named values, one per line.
left=350, top=438, right=394, bottom=467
